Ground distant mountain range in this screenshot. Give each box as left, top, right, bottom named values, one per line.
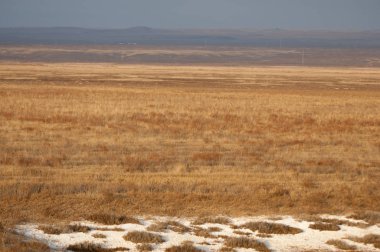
left=1, top=27, right=380, bottom=48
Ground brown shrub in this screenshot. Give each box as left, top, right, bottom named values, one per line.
left=123, top=231, right=164, bottom=244
left=165, top=244, right=203, bottom=252
left=193, top=217, right=230, bottom=225
left=136, top=243, right=153, bottom=252
left=92, top=233, right=107, bottom=239
left=309, top=222, right=340, bottom=231
left=348, top=234, right=380, bottom=249
left=38, top=224, right=90, bottom=234
left=242, top=222, right=302, bottom=234
left=349, top=211, right=380, bottom=225
left=218, top=247, right=236, bottom=252
left=67, top=242, right=129, bottom=252
left=88, top=214, right=140, bottom=225
left=192, top=227, right=215, bottom=238
left=326, top=239, right=357, bottom=250
left=96, top=227, right=125, bottom=232
left=147, top=221, right=190, bottom=233
left=0, top=231, right=50, bottom=252
left=224, top=237, right=270, bottom=252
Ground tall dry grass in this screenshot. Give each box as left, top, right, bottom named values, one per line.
left=0, top=63, right=379, bottom=229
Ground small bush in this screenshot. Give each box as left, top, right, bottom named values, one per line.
left=92, top=233, right=107, bottom=239
left=326, top=239, right=357, bottom=250
left=38, top=224, right=90, bottom=234
left=349, top=234, right=380, bottom=249
left=67, top=242, right=129, bottom=252
left=349, top=211, right=380, bottom=225
left=147, top=221, right=190, bottom=233
left=309, top=222, right=340, bottom=231
left=136, top=243, right=153, bottom=252
left=224, top=237, right=270, bottom=252
left=123, top=231, right=164, bottom=244
left=165, top=244, right=203, bottom=252
left=242, top=222, right=302, bottom=234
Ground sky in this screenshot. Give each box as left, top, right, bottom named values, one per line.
left=0, top=0, right=379, bottom=30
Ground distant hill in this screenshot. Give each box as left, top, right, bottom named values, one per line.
left=1, top=27, right=380, bottom=48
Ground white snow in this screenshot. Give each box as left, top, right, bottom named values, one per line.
left=15, top=215, right=380, bottom=252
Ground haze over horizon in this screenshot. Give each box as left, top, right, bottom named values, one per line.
left=1, top=0, right=380, bottom=31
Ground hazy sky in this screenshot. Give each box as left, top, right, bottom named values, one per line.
left=1, top=0, right=379, bottom=30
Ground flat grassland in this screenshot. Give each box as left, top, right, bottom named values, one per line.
left=0, top=63, right=379, bottom=229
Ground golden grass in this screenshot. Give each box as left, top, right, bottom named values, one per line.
left=66, top=242, right=128, bottom=252
left=326, top=239, right=357, bottom=251
left=309, top=222, right=340, bottom=231
left=147, top=221, right=190, bottom=233
left=241, top=222, right=303, bottom=234
left=0, top=231, right=50, bottom=252
left=92, top=233, right=107, bottom=239
left=348, top=234, right=380, bottom=249
left=123, top=231, right=164, bottom=244
left=165, top=243, right=203, bottom=252
left=88, top=214, right=140, bottom=225
left=136, top=243, right=153, bottom=252
left=0, top=62, right=379, bottom=230
left=224, top=237, right=270, bottom=252
left=38, top=224, right=90, bottom=234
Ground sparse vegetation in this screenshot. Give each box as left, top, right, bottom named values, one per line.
left=242, top=222, right=303, bottom=234
left=0, top=231, right=50, bottom=252
left=38, top=224, right=90, bottom=234
left=193, top=217, right=231, bottom=225
left=67, top=242, right=129, bottom=252
left=136, top=243, right=153, bottom=252
left=123, top=231, right=164, bottom=244
left=349, top=211, right=380, bottom=225
left=348, top=234, right=380, bottom=249
left=192, top=227, right=216, bottom=238
left=165, top=243, right=203, bottom=252
left=92, top=233, right=107, bottom=239
left=224, top=237, right=270, bottom=252
left=88, top=214, right=140, bottom=225
left=326, top=239, right=357, bottom=250
left=309, top=222, right=340, bottom=231
left=147, top=221, right=190, bottom=233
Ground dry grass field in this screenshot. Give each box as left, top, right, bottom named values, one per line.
left=0, top=62, right=379, bottom=250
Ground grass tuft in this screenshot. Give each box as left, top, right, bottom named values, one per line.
left=224, top=237, right=270, bottom=252
left=326, top=239, right=357, bottom=251
left=67, top=242, right=129, bottom=252
left=147, top=221, right=190, bottom=233
left=123, top=231, right=164, bottom=244
left=242, top=222, right=302, bottom=234
left=309, top=222, right=340, bottom=231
